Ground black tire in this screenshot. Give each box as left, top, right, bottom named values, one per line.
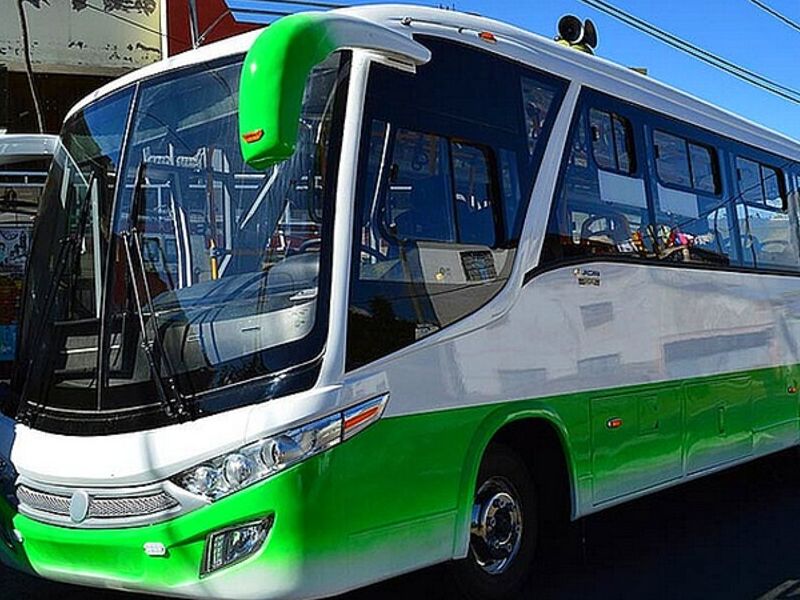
left=449, top=444, right=537, bottom=600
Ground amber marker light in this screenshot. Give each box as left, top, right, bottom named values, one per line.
left=344, top=405, right=382, bottom=432
left=478, top=31, right=497, bottom=43
left=342, top=394, right=389, bottom=440
left=243, top=129, right=264, bottom=143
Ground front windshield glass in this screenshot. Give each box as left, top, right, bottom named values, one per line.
left=12, top=53, right=348, bottom=435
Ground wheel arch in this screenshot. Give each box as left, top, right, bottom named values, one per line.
left=452, top=407, right=578, bottom=559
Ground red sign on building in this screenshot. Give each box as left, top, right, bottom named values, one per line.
left=166, top=0, right=261, bottom=56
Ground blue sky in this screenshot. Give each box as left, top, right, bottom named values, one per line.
left=337, top=0, right=800, bottom=140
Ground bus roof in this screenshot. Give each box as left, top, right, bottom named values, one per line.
left=0, top=134, right=57, bottom=166
left=65, top=4, right=800, bottom=162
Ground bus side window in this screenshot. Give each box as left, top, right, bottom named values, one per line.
left=452, top=142, right=497, bottom=247
left=347, top=38, right=567, bottom=370
left=590, top=108, right=635, bottom=174
left=651, top=129, right=731, bottom=267
left=348, top=124, right=508, bottom=368
left=384, top=129, right=456, bottom=244
left=543, top=106, right=650, bottom=263
left=735, top=158, right=799, bottom=271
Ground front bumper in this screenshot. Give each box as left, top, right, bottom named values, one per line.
left=0, top=459, right=344, bottom=600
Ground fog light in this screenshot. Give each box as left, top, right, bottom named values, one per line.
left=201, top=516, right=274, bottom=575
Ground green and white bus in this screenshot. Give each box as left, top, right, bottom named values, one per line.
left=3, top=4, right=800, bottom=599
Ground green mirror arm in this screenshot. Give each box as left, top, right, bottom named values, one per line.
left=239, top=12, right=431, bottom=170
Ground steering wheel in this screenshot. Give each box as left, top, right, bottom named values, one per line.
left=580, top=214, right=630, bottom=244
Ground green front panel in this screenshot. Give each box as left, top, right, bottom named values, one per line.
left=591, top=386, right=682, bottom=503
left=0, top=407, right=507, bottom=598
left=685, top=375, right=753, bottom=473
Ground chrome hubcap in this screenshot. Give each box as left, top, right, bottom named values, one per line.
left=470, top=476, right=523, bottom=575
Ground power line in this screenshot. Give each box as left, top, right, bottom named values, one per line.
left=747, top=0, right=800, bottom=35
left=197, top=7, right=294, bottom=46
left=578, top=0, right=800, bottom=105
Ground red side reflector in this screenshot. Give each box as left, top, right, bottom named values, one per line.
left=607, top=417, right=623, bottom=430
left=243, top=129, right=264, bottom=144
left=478, top=31, right=497, bottom=43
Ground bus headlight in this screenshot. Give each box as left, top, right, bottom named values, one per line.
left=173, top=394, right=388, bottom=502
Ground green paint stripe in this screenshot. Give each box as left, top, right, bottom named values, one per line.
left=1, top=363, right=797, bottom=595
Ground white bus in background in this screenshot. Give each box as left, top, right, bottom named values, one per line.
left=0, top=135, right=56, bottom=378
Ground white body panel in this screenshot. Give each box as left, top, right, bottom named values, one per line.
left=4, top=0, right=800, bottom=542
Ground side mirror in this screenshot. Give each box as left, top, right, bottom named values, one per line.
left=239, top=13, right=431, bottom=171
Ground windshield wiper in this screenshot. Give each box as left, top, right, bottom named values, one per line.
left=122, top=161, right=190, bottom=421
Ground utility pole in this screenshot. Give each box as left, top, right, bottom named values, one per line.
left=15, top=0, right=44, bottom=133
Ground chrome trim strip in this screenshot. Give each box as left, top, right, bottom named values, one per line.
left=15, top=476, right=208, bottom=529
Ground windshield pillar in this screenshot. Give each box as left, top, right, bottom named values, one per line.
left=317, top=51, right=372, bottom=385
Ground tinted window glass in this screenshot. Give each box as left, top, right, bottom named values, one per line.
left=653, top=198, right=737, bottom=267
left=738, top=204, right=799, bottom=270
left=590, top=109, right=634, bottom=174
left=689, top=143, right=718, bottom=194
left=350, top=121, right=510, bottom=368
left=613, top=116, right=633, bottom=172
left=735, top=159, right=796, bottom=270
left=737, top=157, right=764, bottom=204
left=499, top=148, right=522, bottom=240
left=521, top=76, right=559, bottom=157
left=590, top=109, right=615, bottom=171
left=453, top=143, right=496, bottom=247
left=763, top=165, right=783, bottom=209
left=736, top=158, right=787, bottom=210
left=386, top=129, right=456, bottom=243
left=348, top=38, right=565, bottom=370
left=544, top=108, right=651, bottom=262
left=654, top=130, right=691, bottom=188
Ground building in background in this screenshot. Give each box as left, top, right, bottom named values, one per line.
left=166, top=0, right=259, bottom=56
left=0, top=1, right=295, bottom=135
left=0, top=1, right=164, bottom=134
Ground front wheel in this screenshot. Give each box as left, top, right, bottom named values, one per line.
left=450, top=444, right=537, bottom=600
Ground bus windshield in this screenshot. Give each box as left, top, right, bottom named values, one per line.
left=11, top=53, right=347, bottom=435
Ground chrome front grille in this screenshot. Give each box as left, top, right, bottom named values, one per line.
left=16, top=485, right=71, bottom=516
left=16, top=483, right=185, bottom=527
left=87, top=492, right=179, bottom=518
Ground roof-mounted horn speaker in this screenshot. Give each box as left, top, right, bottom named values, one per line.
left=557, top=15, right=584, bottom=44
left=583, top=19, right=598, bottom=49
